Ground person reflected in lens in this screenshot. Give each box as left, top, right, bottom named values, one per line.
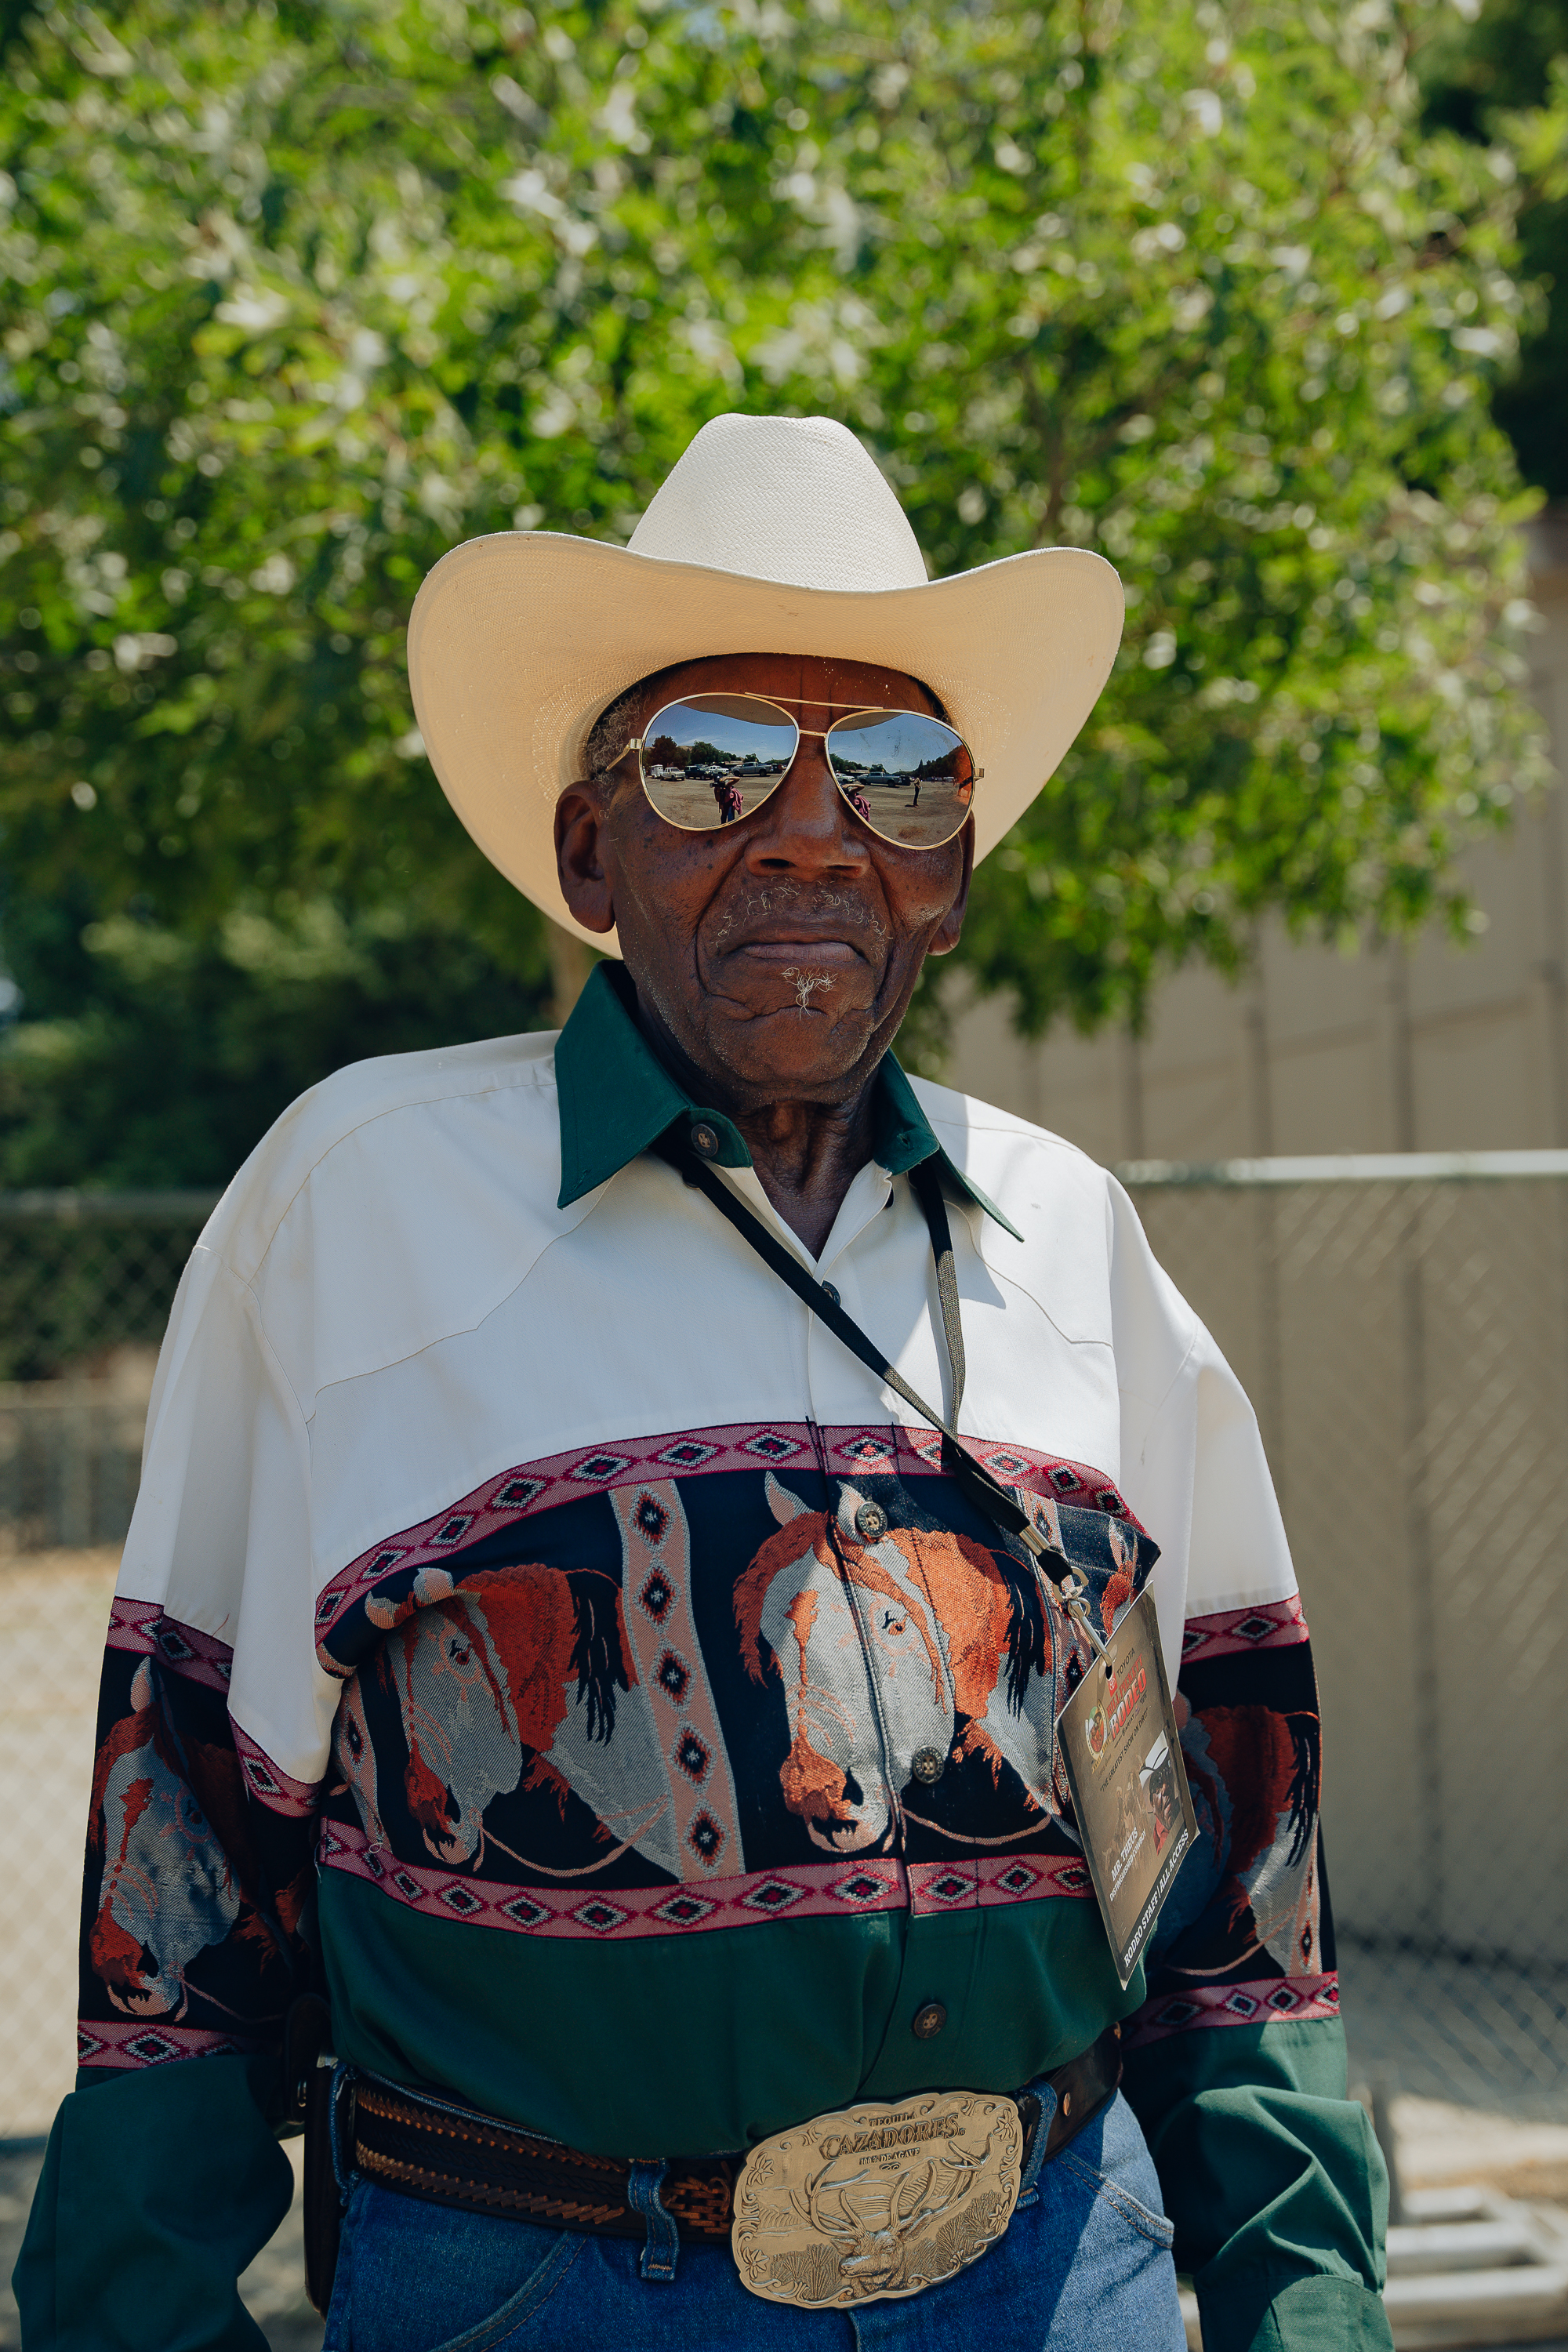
left=624, top=689, right=978, bottom=850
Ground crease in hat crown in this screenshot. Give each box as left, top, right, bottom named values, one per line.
left=626, top=414, right=929, bottom=593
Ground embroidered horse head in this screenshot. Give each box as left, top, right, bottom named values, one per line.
left=360, top=1561, right=681, bottom=1876
left=734, top=1475, right=1056, bottom=1852
left=89, top=1658, right=244, bottom=2016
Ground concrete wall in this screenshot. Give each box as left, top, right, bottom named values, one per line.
left=949, top=514, right=1568, bottom=1163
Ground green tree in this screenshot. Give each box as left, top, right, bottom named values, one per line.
left=728, top=0, right=1551, bottom=1029
left=0, top=0, right=1552, bottom=1184
left=1420, top=0, right=1568, bottom=499
left=0, top=888, right=554, bottom=1188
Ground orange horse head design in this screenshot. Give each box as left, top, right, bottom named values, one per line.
left=735, top=1475, right=1054, bottom=1850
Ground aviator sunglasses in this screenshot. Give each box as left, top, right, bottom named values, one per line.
left=604, top=692, right=982, bottom=851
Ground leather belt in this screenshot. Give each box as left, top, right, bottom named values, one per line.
left=351, top=2024, right=1123, bottom=2247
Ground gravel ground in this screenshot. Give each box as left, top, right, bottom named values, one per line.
left=1395, top=2094, right=1568, bottom=2206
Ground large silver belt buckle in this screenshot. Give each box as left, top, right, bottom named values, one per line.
left=731, top=2088, right=1024, bottom=2308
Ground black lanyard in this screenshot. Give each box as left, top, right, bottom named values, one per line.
left=656, top=1131, right=1080, bottom=1597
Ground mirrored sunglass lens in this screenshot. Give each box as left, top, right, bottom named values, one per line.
left=826, top=714, right=975, bottom=846
left=638, top=697, right=796, bottom=830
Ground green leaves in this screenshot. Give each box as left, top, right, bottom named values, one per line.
left=779, top=0, right=1550, bottom=1029
left=0, top=0, right=1552, bottom=1069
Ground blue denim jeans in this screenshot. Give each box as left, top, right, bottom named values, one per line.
left=321, top=2086, right=1185, bottom=2350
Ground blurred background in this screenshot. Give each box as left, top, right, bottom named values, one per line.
left=3, top=0, right=1568, bottom=2343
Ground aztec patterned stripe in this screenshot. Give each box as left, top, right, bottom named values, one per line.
left=1179, top=1595, right=1310, bottom=1664
left=104, top=1606, right=319, bottom=1818
left=609, top=1482, right=741, bottom=1878
left=310, top=1423, right=1143, bottom=1647
left=104, top=1597, right=233, bottom=1694
left=907, top=1855, right=1094, bottom=1914
left=232, top=1719, right=323, bottom=1819
left=76, top=2016, right=267, bottom=2071
left=318, top=1820, right=1091, bottom=1941
left=1121, top=1972, right=1341, bottom=2048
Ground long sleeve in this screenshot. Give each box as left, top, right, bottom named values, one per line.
left=15, top=2060, right=293, bottom=2352
left=1105, top=1180, right=1391, bottom=2351
left=1121, top=1610, right=1392, bottom=2351
left=15, top=1238, right=326, bottom=2350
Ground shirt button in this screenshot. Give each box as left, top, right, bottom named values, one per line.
left=689, top=1121, right=721, bottom=1160
left=911, top=1746, right=945, bottom=1785
left=911, top=2002, right=947, bottom=2042
left=820, top=1281, right=840, bottom=1307
left=854, top=1501, right=887, bottom=1540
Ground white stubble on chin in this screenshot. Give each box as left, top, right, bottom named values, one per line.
left=782, top=967, right=838, bottom=1015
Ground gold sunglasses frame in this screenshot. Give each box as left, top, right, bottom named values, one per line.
left=604, top=692, right=983, bottom=849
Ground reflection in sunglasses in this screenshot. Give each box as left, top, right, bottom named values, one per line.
left=633, top=693, right=978, bottom=847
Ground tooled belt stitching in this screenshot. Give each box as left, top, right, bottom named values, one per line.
left=351, top=2027, right=1121, bottom=2249
left=358, top=2146, right=629, bottom=2233
left=353, top=2083, right=739, bottom=2242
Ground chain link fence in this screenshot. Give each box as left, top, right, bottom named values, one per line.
left=1126, top=1152, right=1568, bottom=2125
left=2, top=1165, right=1566, bottom=2147
left=0, top=1192, right=216, bottom=1552
left=0, top=1193, right=216, bottom=2148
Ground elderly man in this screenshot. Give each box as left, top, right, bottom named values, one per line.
left=17, top=416, right=1389, bottom=2350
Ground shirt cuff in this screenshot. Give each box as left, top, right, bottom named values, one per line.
left=1199, top=2267, right=1396, bottom=2352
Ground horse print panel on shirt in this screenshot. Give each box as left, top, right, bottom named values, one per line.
left=735, top=1474, right=1100, bottom=1854
left=90, top=1656, right=243, bottom=2017
left=77, top=1612, right=317, bottom=2071
left=1126, top=1599, right=1338, bottom=2048
left=319, top=1424, right=1160, bottom=1933
left=310, top=1423, right=1140, bottom=1660
left=78, top=1424, right=1341, bottom=2068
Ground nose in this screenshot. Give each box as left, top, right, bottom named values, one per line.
left=744, top=729, right=869, bottom=880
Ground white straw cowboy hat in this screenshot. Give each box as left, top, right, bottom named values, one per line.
left=407, top=413, right=1123, bottom=953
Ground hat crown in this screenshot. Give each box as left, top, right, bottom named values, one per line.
left=626, top=413, right=929, bottom=594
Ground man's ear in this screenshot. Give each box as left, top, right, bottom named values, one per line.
left=925, top=817, right=974, bottom=957
left=554, top=786, right=618, bottom=936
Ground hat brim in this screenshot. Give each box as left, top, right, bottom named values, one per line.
left=407, top=532, right=1124, bottom=953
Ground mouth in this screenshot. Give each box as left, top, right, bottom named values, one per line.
left=728, top=935, right=866, bottom=969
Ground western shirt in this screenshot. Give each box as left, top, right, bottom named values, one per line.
left=16, top=966, right=1389, bottom=2350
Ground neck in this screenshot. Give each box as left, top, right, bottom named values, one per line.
left=729, top=1091, right=879, bottom=1257
left=630, top=993, right=880, bottom=1257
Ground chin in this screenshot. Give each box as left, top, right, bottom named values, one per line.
left=716, top=1011, right=873, bottom=1091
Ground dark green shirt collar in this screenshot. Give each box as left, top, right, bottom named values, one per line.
left=554, top=962, right=1018, bottom=1237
